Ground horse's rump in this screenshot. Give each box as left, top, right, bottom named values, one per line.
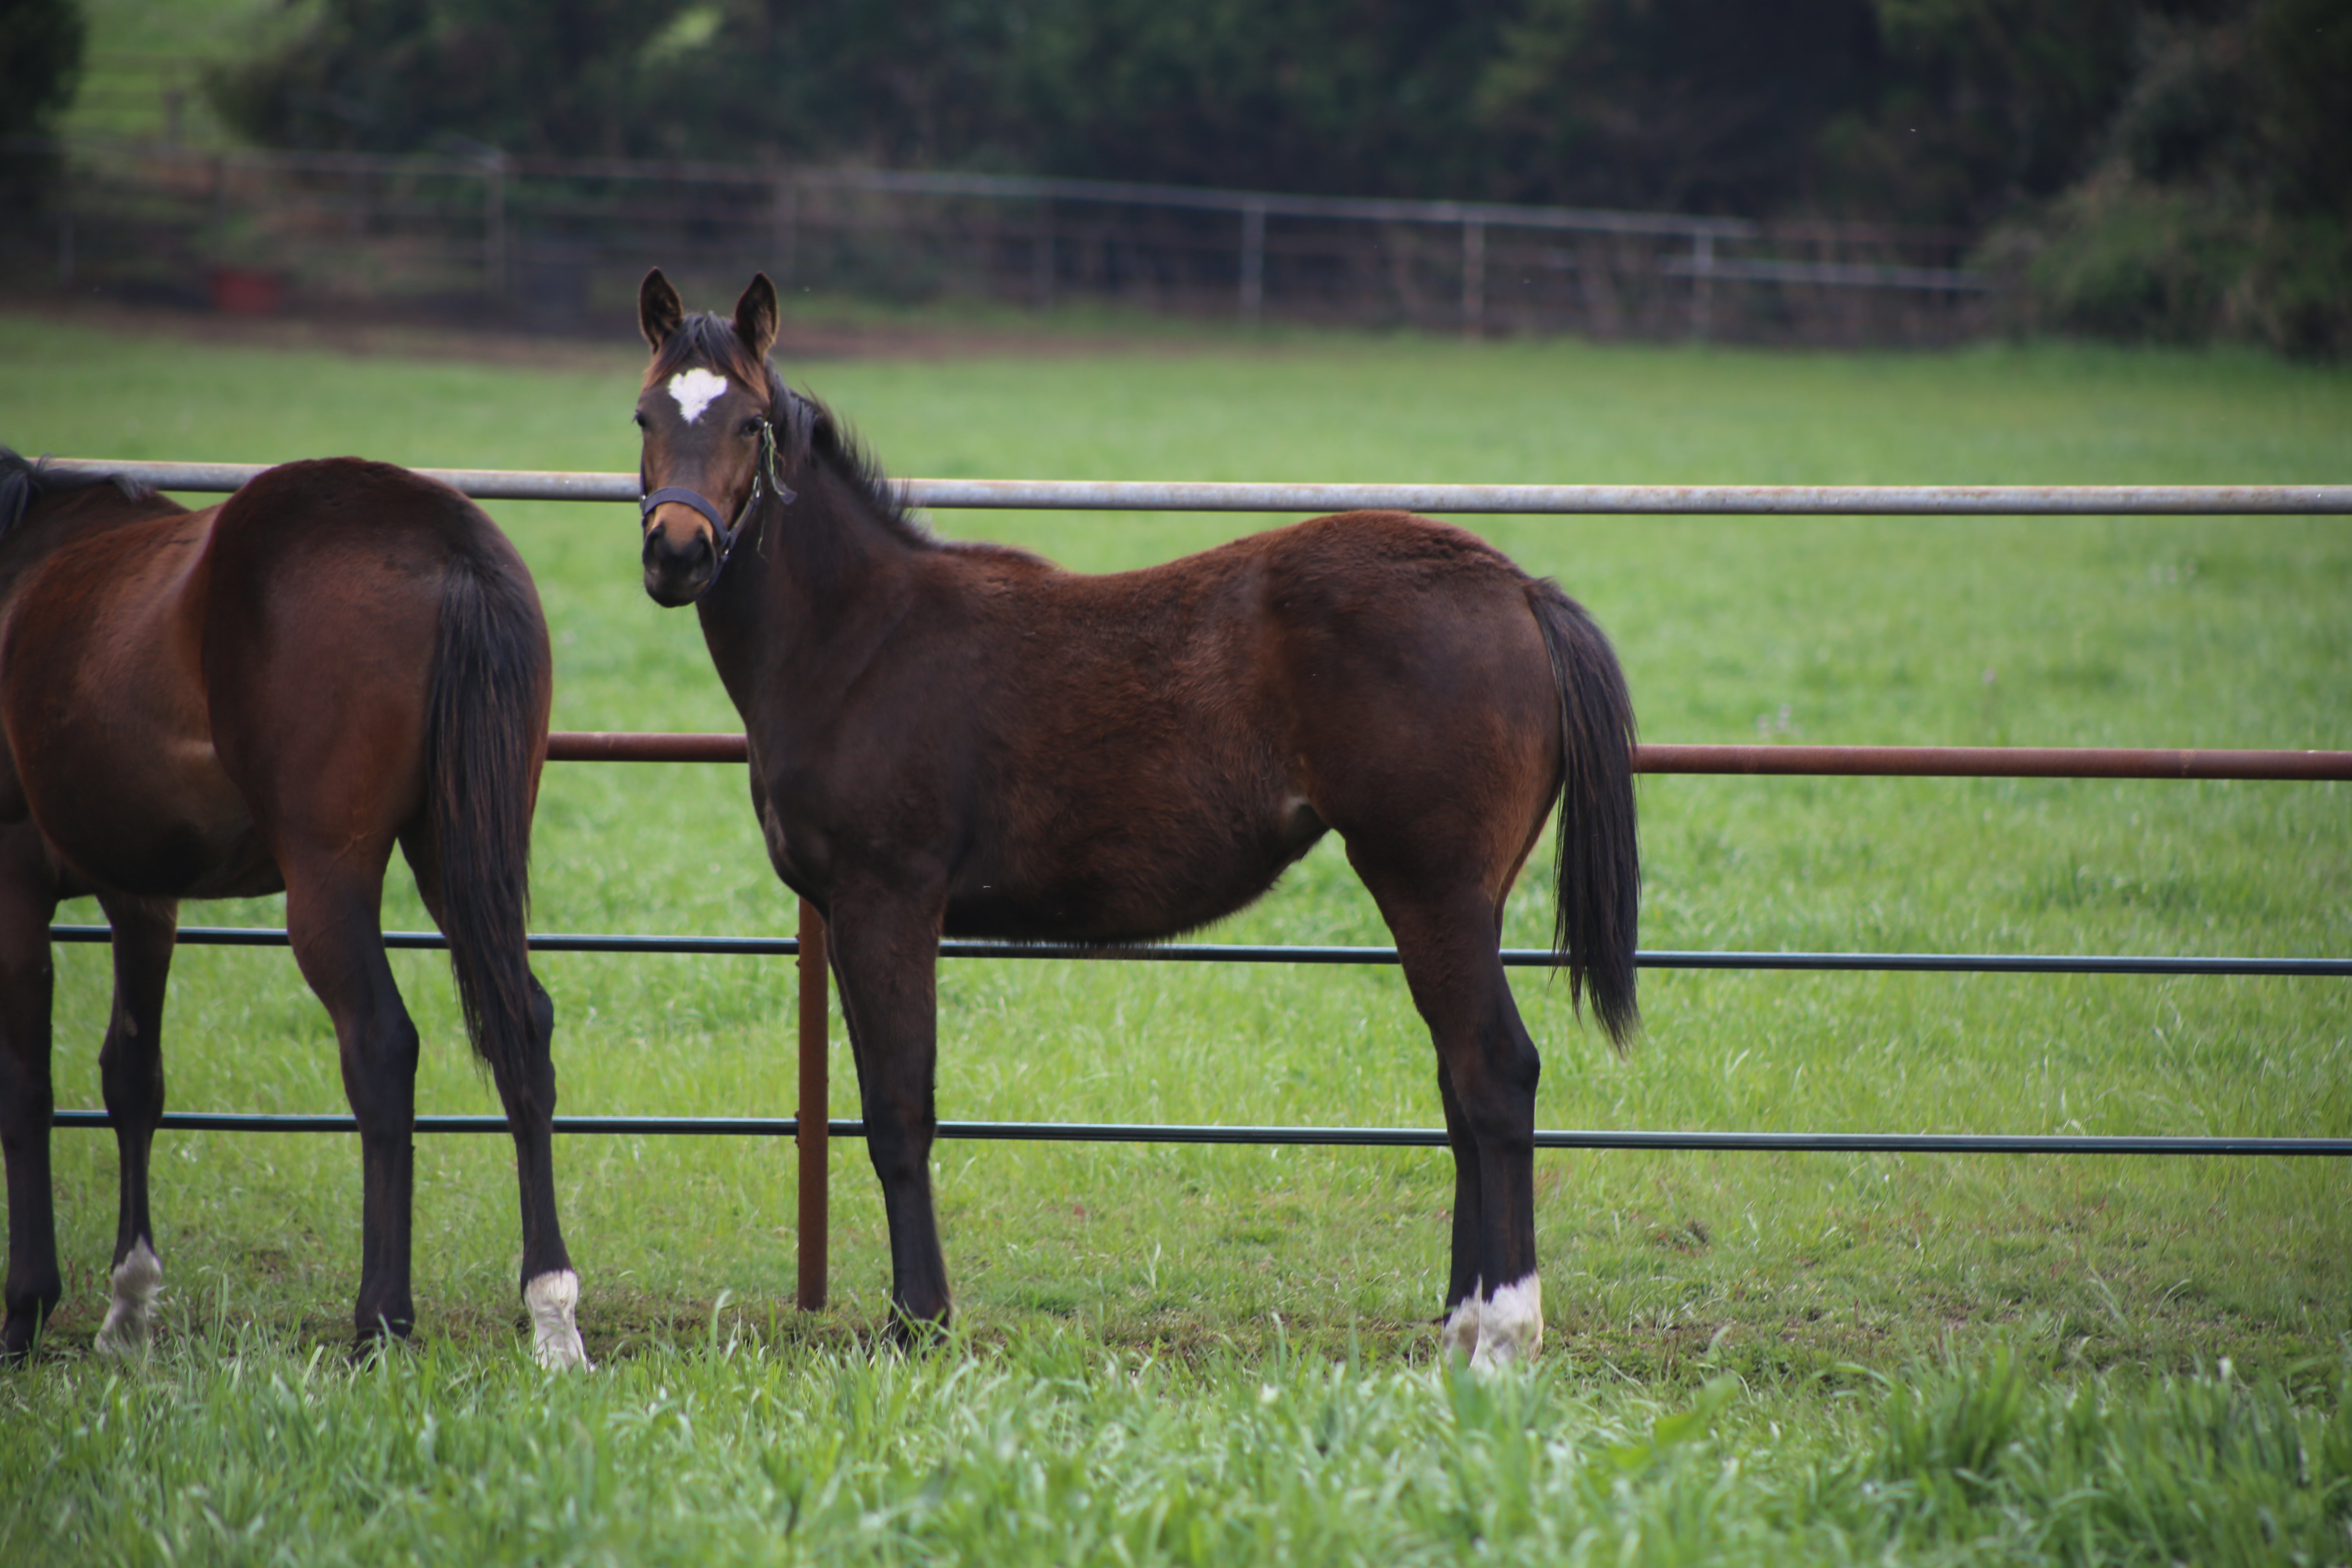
left=200, top=460, right=536, bottom=849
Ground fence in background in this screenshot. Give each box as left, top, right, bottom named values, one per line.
left=25, top=140, right=1989, bottom=345
left=45, top=462, right=2352, bottom=1308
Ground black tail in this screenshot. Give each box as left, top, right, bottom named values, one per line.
left=424, top=549, right=551, bottom=1114
left=1529, top=581, right=1640, bottom=1048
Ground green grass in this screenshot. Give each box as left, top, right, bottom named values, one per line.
left=1, top=311, right=2348, bottom=1562
left=10, top=1326, right=2352, bottom=1566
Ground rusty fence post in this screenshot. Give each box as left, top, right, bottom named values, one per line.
left=795, top=898, right=829, bottom=1310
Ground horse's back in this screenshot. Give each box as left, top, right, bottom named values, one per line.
left=1026, top=508, right=1559, bottom=770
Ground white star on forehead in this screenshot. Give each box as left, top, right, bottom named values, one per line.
left=667, top=368, right=732, bottom=424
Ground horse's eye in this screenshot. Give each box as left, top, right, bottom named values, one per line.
left=740, top=418, right=763, bottom=437
left=632, top=411, right=648, bottom=429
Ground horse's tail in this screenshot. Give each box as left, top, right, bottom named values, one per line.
left=1527, top=581, right=1640, bottom=1049
left=425, top=544, right=551, bottom=1113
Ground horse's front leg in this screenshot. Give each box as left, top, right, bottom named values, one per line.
left=0, top=826, right=64, bottom=1361
left=92, top=892, right=178, bottom=1356
left=825, top=893, right=951, bottom=1335
left=283, top=855, right=420, bottom=1348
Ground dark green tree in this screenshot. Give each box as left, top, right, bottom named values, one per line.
left=210, top=0, right=695, bottom=157
left=1, top=0, right=88, bottom=203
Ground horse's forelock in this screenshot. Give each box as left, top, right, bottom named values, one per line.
left=649, top=312, right=772, bottom=402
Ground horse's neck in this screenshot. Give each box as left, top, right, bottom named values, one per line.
left=0, top=488, right=191, bottom=608
left=696, top=461, right=925, bottom=712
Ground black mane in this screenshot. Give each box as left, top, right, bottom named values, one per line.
left=0, top=446, right=159, bottom=544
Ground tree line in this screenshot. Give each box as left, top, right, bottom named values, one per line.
left=15, top=0, right=2350, bottom=353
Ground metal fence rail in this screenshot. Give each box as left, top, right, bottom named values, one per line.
left=40, top=460, right=2352, bottom=516
left=44, top=924, right=2352, bottom=976
left=539, top=729, right=2352, bottom=781
left=39, top=458, right=2352, bottom=1311
left=47, top=1110, right=2352, bottom=1158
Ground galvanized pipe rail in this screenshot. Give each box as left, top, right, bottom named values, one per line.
left=38, top=460, right=2352, bottom=515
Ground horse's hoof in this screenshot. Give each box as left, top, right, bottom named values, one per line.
left=525, top=1270, right=592, bottom=1371
left=1465, top=1274, right=1544, bottom=1371
left=93, top=1240, right=164, bottom=1359
left=350, top=1313, right=417, bottom=1367
left=885, top=1307, right=951, bottom=1351
left=1440, top=1298, right=1482, bottom=1361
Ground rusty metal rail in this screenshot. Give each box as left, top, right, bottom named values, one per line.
left=36, top=460, right=2352, bottom=515
left=550, top=730, right=2352, bottom=780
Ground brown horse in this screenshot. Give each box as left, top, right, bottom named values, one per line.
left=633, top=271, right=1639, bottom=1365
left=0, top=449, right=587, bottom=1367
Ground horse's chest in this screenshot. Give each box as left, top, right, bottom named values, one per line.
left=753, top=788, right=829, bottom=898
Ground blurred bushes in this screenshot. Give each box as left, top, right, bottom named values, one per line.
left=1980, top=0, right=2352, bottom=358
left=185, top=0, right=2352, bottom=355
left=0, top=0, right=88, bottom=204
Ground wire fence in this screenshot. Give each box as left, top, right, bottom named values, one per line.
left=42, top=461, right=2352, bottom=1304
left=20, top=138, right=1991, bottom=345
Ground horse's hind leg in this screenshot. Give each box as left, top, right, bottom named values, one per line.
left=1432, top=1063, right=1487, bottom=1356
left=0, top=826, right=64, bottom=1360
left=400, top=828, right=584, bottom=1369
left=281, top=850, right=421, bottom=1347
left=1350, top=857, right=1546, bottom=1366
left=91, top=892, right=177, bottom=1356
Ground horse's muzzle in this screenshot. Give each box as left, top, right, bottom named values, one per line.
left=642, top=514, right=717, bottom=606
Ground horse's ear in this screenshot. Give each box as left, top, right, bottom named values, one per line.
left=734, top=274, right=780, bottom=361
left=639, top=269, right=685, bottom=352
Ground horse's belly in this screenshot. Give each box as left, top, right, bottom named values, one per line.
left=947, top=793, right=1327, bottom=943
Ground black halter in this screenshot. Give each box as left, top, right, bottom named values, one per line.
left=639, top=415, right=796, bottom=600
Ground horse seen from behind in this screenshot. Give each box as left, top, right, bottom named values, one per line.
left=0, top=449, right=588, bottom=1368
left=631, top=271, right=1639, bottom=1365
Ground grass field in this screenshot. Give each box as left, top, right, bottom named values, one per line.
left=1, top=308, right=2348, bottom=1563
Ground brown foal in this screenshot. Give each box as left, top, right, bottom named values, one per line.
left=633, top=271, right=1639, bottom=1363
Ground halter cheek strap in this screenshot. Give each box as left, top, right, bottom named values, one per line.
left=638, top=416, right=797, bottom=601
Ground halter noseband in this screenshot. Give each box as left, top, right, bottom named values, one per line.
left=639, top=413, right=797, bottom=600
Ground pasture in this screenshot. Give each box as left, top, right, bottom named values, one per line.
left=1, top=310, right=2348, bottom=1563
